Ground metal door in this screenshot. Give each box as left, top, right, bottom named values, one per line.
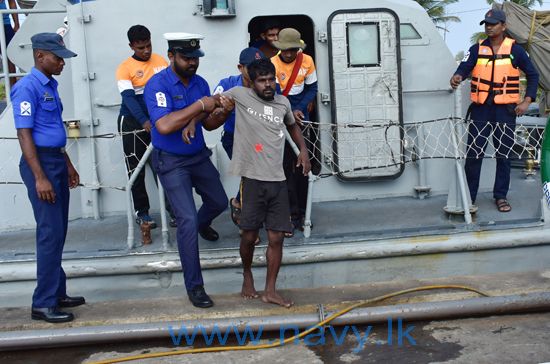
left=328, top=9, right=404, bottom=181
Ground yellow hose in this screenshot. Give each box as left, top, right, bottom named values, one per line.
left=90, top=285, right=489, bottom=364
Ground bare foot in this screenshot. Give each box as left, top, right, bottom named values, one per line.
left=241, top=271, right=259, bottom=299
left=261, top=291, right=293, bottom=308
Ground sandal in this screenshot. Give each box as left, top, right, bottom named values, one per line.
left=284, top=220, right=298, bottom=238
left=230, top=198, right=241, bottom=226
left=495, top=199, right=511, bottom=213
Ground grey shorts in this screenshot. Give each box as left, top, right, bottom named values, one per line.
left=239, top=177, right=292, bottom=232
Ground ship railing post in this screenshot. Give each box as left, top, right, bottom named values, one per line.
left=284, top=127, right=314, bottom=238
left=126, top=143, right=155, bottom=249
left=157, top=173, right=170, bottom=250
left=77, top=1, right=102, bottom=220
left=451, top=88, right=473, bottom=224
left=539, top=116, right=550, bottom=226
left=0, top=13, right=10, bottom=102
left=303, top=171, right=314, bottom=238
left=414, top=123, right=430, bottom=199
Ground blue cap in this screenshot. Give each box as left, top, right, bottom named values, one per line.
left=480, top=9, right=506, bottom=25
left=239, top=47, right=266, bottom=66
left=31, top=33, right=77, bottom=58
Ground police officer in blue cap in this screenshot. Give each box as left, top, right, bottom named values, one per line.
left=12, top=33, right=85, bottom=323
left=144, top=33, right=229, bottom=308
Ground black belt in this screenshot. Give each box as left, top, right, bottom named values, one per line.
left=36, top=146, right=65, bottom=154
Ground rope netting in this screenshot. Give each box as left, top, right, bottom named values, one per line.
left=0, top=118, right=544, bottom=186
left=302, top=117, right=543, bottom=179
left=0, top=130, right=149, bottom=190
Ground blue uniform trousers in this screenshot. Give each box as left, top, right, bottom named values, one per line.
left=152, top=148, right=227, bottom=291
left=465, top=103, right=516, bottom=203
left=19, top=151, right=69, bottom=308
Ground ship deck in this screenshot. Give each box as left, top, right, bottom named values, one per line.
left=0, top=168, right=543, bottom=263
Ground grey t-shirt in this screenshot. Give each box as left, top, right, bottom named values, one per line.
left=223, top=86, right=295, bottom=181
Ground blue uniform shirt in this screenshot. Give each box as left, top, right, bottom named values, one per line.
left=454, top=39, right=539, bottom=123
left=1, top=1, right=10, bottom=25
left=11, top=67, right=66, bottom=147
left=144, top=67, right=211, bottom=155
left=213, top=74, right=243, bottom=134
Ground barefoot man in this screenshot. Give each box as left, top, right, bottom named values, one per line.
left=201, top=58, right=311, bottom=307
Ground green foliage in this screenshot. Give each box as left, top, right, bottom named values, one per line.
left=414, top=0, right=461, bottom=25
left=470, top=31, right=487, bottom=44
left=471, top=0, right=542, bottom=45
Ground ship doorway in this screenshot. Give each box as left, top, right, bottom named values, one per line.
left=248, top=15, right=316, bottom=60
left=248, top=15, right=321, bottom=175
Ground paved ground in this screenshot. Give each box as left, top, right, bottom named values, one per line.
left=2, top=270, right=550, bottom=332
left=1, top=271, right=550, bottom=363
left=1, top=313, right=549, bottom=363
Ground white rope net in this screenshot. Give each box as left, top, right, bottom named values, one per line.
left=302, top=117, right=543, bottom=179
left=0, top=118, right=544, bottom=186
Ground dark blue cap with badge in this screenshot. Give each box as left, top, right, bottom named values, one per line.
left=31, top=32, right=77, bottom=58
left=239, top=47, right=267, bottom=66
left=164, top=32, right=205, bottom=58
left=480, top=9, right=506, bottom=25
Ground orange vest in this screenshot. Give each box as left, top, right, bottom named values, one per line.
left=470, top=37, right=520, bottom=105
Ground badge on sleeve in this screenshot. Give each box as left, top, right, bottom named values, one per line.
left=156, top=92, right=167, bottom=107
left=461, top=51, right=470, bottom=62
left=213, top=85, right=224, bottom=95
left=20, top=101, right=31, bottom=116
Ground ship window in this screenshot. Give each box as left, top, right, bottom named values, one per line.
left=202, top=0, right=236, bottom=17
left=346, top=22, right=380, bottom=67
left=400, top=23, right=421, bottom=40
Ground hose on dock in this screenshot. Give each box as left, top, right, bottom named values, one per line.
left=90, top=284, right=490, bottom=364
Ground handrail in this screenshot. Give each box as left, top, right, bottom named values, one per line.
left=0, top=8, right=67, bottom=102
left=540, top=116, right=550, bottom=210
left=541, top=116, right=550, bottom=185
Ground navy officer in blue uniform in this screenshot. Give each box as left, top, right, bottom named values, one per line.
left=144, top=33, right=228, bottom=308
left=12, top=33, right=85, bottom=323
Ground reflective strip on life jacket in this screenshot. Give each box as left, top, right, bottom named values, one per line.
left=470, top=37, right=521, bottom=105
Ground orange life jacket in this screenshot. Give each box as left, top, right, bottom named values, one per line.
left=470, top=37, right=520, bottom=105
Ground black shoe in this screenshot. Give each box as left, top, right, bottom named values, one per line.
left=199, top=226, right=219, bottom=241
left=31, top=307, right=74, bottom=323
left=58, top=295, right=86, bottom=308
left=169, top=218, right=177, bottom=228
left=187, top=286, right=214, bottom=308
